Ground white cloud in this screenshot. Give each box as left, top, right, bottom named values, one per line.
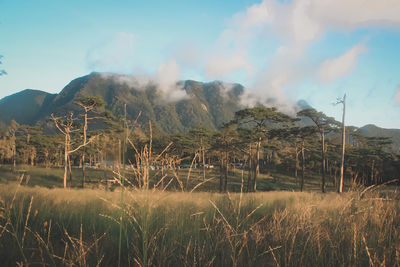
left=89, top=1, right=400, bottom=109
left=318, top=43, right=367, bottom=83
left=101, top=59, right=188, bottom=102
left=156, top=59, right=180, bottom=89
left=217, top=0, right=400, bottom=110
left=394, top=85, right=400, bottom=106
left=155, top=59, right=188, bottom=102
left=240, top=1, right=272, bottom=29
left=101, top=73, right=150, bottom=89
left=311, top=0, right=400, bottom=30
left=245, top=0, right=400, bottom=47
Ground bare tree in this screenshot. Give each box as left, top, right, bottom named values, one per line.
left=51, top=112, right=93, bottom=188
left=75, top=96, right=105, bottom=188
left=335, top=94, right=346, bottom=193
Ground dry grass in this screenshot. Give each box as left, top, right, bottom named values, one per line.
left=0, top=181, right=399, bottom=266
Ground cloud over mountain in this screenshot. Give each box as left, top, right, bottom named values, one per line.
left=83, top=0, right=400, bottom=120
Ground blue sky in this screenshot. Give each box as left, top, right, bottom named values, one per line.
left=1, top=0, right=400, bottom=128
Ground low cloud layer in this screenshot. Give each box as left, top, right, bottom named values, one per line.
left=155, top=59, right=187, bottom=102
left=101, top=59, right=187, bottom=103
left=86, top=33, right=187, bottom=102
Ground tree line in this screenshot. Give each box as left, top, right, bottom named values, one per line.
left=0, top=96, right=398, bottom=192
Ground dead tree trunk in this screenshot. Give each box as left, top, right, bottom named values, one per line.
left=338, top=94, right=346, bottom=193
left=63, top=133, right=68, bottom=188
left=81, top=110, right=88, bottom=188
left=246, top=144, right=252, bottom=192
left=321, top=131, right=326, bottom=193
left=301, top=141, right=305, bottom=192
left=201, top=138, right=206, bottom=181
left=295, top=145, right=299, bottom=180
left=68, top=154, right=73, bottom=186
left=52, top=112, right=93, bottom=189
left=224, top=149, right=229, bottom=192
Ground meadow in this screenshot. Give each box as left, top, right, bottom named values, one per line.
left=0, top=164, right=333, bottom=192
left=0, top=166, right=399, bottom=266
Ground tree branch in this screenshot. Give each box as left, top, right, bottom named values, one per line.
left=68, top=135, right=97, bottom=154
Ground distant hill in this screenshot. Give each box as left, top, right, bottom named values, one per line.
left=1, top=73, right=399, bottom=153
left=0, top=73, right=245, bottom=133
left=0, top=89, right=56, bottom=125
left=358, top=124, right=400, bottom=154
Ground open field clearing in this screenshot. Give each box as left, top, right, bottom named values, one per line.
left=0, top=182, right=399, bottom=266
left=0, top=165, right=343, bottom=193
left=3, top=0, right=400, bottom=266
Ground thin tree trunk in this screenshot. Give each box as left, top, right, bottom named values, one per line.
left=201, top=138, right=206, bottom=181
left=224, top=149, right=228, bottom=192
left=301, top=141, right=305, bottom=192
left=30, top=149, right=35, bottom=166
left=68, top=154, right=73, bottom=186
left=321, top=131, right=326, bottom=193
left=371, top=159, right=375, bottom=185
left=247, top=144, right=252, bottom=192
left=82, top=111, right=87, bottom=188
left=64, top=134, right=68, bottom=189
left=252, top=139, right=261, bottom=192
left=338, top=94, right=346, bottom=193
left=252, top=156, right=257, bottom=192
left=219, top=158, right=224, bottom=193
left=118, top=139, right=121, bottom=167
left=12, top=138, right=16, bottom=168
left=256, top=138, right=261, bottom=176
left=295, top=145, right=299, bottom=180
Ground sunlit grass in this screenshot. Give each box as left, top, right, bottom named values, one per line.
left=0, top=182, right=399, bottom=266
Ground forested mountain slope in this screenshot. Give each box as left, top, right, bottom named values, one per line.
left=0, top=73, right=244, bottom=133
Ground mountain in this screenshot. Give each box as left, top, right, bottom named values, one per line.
left=0, top=89, right=56, bottom=125
left=0, top=73, right=245, bottom=133
left=1, top=73, right=400, bottom=151
left=358, top=124, right=400, bottom=153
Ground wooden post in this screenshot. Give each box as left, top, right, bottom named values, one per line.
left=301, top=141, right=305, bottom=192
left=338, top=94, right=346, bottom=193
left=321, top=131, right=326, bottom=193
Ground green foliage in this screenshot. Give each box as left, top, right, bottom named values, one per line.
left=297, top=108, right=340, bottom=133
left=75, top=96, right=105, bottom=110
left=236, top=106, right=294, bottom=127
left=0, top=74, right=399, bottom=189
left=0, top=73, right=244, bottom=134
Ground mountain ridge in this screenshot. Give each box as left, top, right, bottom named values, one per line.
left=0, top=73, right=245, bottom=133
left=1, top=73, right=399, bottom=151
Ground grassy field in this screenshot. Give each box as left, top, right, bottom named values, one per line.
left=0, top=178, right=399, bottom=266
left=0, top=164, right=340, bottom=192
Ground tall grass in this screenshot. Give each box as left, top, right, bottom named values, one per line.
left=0, top=182, right=399, bottom=266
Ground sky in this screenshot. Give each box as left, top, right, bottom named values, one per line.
left=1, top=0, right=400, bottom=128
